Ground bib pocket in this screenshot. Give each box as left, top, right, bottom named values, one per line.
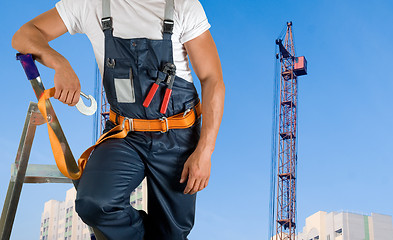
left=114, top=68, right=135, bottom=103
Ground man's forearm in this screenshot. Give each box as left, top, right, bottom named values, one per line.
left=12, top=22, right=68, bottom=70
left=180, top=74, right=224, bottom=194
left=197, top=75, right=225, bottom=154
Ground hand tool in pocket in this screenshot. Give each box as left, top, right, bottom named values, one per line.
left=143, top=62, right=176, bottom=114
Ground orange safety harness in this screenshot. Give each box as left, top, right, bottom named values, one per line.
left=38, top=88, right=202, bottom=180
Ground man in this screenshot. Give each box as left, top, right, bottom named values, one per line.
left=12, top=0, right=224, bottom=239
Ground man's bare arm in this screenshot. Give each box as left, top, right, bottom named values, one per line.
left=180, top=30, right=225, bottom=195
left=12, top=8, right=80, bottom=106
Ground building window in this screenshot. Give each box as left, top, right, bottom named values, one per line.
left=335, top=228, right=343, bottom=237
left=65, top=227, right=68, bottom=232
left=314, top=236, right=319, bottom=240
left=327, top=234, right=330, bottom=240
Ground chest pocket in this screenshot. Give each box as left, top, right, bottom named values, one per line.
left=107, top=57, right=136, bottom=104
left=114, top=67, right=135, bottom=103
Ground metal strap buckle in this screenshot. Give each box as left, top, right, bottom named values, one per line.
left=183, top=107, right=198, bottom=122
left=121, top=117, right=134, bottom=132
left=101, top=17, right=113, bottom=31
left=159, top=117, right=169, bottom=133
left=183, top=108, right=191, bottom=117
left=163, top=19, right=174, bottom=34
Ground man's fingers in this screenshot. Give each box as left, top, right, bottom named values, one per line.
left=58, top=90, right=69, bottom=103
left=65, top=90, right=74, bottom=105
left=190, top=179, right=203, bottom=195
left=198, top=179, right=207, bottom=192
left=180, top=165, right=189, bottom=183
left=204, top=177, right=210, bottom=188
left=67, top=90, right=79, bottom=106
left=184, top=177, right=196, bottom=194
left=54, top=88, right=62, bottom=99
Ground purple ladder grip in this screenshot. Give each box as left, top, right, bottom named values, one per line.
left=16, top=53, right=40, bottom=80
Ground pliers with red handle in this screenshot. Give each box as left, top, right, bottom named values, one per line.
left=143, top=62, right=176, bottom=114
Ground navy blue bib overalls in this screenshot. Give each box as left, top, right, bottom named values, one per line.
left=74, top=0, right=201, bottom=239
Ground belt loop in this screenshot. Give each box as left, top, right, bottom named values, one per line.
left=159, top=117, right=168, bottom=133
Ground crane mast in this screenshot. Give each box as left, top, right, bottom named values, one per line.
left=273, top=21, right=307, bottom=240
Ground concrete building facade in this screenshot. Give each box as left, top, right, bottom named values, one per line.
left=297, top=211, right=393, bottom=240
left=40, top=179, right=147, bottom=240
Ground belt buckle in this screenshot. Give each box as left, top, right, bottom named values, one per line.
left=121, top=117, right=134, bottom=132
left=159, top=117, right=169, bottom=133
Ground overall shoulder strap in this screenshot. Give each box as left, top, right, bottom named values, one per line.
left=101, top=0, right=112, bottom=32
left=101, top=0, right=174, bottom=38
left=163, top=0, right=174, bottom=40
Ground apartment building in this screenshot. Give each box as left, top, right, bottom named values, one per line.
left=297, top=211, right=393, bottom=240
left=40, top=179, right=147, bottom=240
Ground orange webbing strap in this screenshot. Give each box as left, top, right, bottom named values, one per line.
left=37, top=88, right=84, bottom=180
left=109, top=102, right=202, bottom=131
left=77, top=103, right=202, bottom=168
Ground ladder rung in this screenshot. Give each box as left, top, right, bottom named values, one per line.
left=11, top=163, right=71, bottom=184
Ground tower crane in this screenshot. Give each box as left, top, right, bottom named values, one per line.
left=269, top=22, right=307, bottom=240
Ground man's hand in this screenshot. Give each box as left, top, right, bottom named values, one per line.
left=53, top=60, right=81, bottom=106
left=180, top=148, right=212, bottom=195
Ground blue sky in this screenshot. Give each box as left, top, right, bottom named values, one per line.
left=1, top=0, right=393, bottom=239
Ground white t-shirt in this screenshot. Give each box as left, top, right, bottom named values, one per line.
left=55, top=0, right=211, bottom=83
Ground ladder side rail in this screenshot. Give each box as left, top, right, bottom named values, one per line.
left=0, top=103, right=42, bottom=239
